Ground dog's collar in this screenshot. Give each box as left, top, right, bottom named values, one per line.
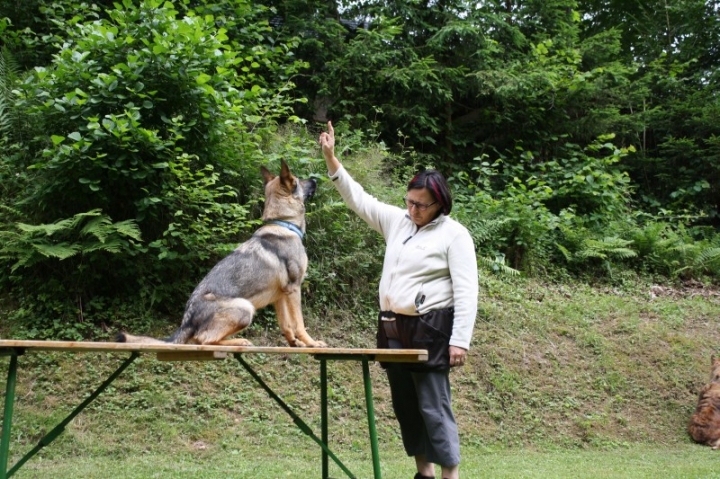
left=265, top=220, right=304, bottom=240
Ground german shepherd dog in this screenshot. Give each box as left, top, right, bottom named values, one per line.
left=117, top=160, right=327, bottom=348
left=689, top=355, right=720, bottom=449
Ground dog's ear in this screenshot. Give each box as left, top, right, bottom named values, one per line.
left=279, top=159, right=296, bottom=191
left=260, top=166, right=275, bottom=184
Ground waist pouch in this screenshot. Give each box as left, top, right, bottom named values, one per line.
left=376, top=308, right=454, bottom=372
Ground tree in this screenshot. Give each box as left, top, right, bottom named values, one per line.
left=579, top=0, right=720, bottom=221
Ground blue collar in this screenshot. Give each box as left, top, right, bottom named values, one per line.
left=265, top=220, right=304, bottom=240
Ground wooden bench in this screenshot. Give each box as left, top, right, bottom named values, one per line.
left=0, top=340, right=427, bottom=479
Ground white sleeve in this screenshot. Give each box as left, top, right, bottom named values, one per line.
left=329, top=165, right=404, bottom=238
left=447, top=229, right=479, bottom=350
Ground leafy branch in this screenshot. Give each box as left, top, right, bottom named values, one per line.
left=0, top=209, right=141, bottom=272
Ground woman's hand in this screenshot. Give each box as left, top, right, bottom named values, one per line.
left=319, top=121, right=341, bottom=175
left=449, top=346, right=467, bottom=367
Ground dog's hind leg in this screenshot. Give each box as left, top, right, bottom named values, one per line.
left=274, top=292, right=327, bottom=348
left=194, top=298, right=256, bottom=346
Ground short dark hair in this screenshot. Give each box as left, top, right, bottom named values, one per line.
left=407, top=169, right=452, bottom=215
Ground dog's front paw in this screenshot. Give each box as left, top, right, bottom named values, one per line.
left=288, top=337, right=327, bottom=348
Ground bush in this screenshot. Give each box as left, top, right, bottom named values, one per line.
left=0, top=0, right=304, bottom=335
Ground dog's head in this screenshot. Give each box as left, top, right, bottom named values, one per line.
left=261, top=160, right=316, bottom=200
left=260, top=160, right=316, bottom=224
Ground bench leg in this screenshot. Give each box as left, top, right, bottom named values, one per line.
left=362, top=358, right=382, bottom=479
left=234, top=353, right=356, bottom=479
left=5, top=352, right=138, bottom=478
left=321, top=359, right=329, bottom=479
left=1, top=354, right=19, bottom=479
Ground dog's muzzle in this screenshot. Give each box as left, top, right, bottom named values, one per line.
left=302, top=178, right=317, bottom=200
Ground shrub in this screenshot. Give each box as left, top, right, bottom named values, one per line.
left=0, top=0, right=304, bottom=335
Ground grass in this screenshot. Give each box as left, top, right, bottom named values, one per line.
left=9, top=445, right=720, bottom=478
left=3, top=276, right=720, bottom=477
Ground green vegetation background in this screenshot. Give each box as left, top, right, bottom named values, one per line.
left=1, top=1, right=720, bottom=476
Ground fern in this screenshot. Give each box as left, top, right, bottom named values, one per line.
left=675, top=245, right=720, bottom=277
left=82, top=237, right=130, bottom=254
left=631, top=222, right=668, bottom=257
left=0, top=209, right=142, bottom=272
left=80, top=215, right=142, bottom=243
left=0, top=47, right=19, bottom=144
left=32, top=243, right=81, bottom=260
left=108, top=219, right=143, bottom=242
left=80, top=215, right=114, bottom=242
left=693, top=247, right=720, bottom=269
left=467, top=217, right=511, bottom=245
left=555, top=243, right=573, bottom=263
left=479, top=255, right=520, bottom=276
left=17, top=219, right=79, bottom=236
left=556, top=235, right=637, bottom=280
left=576, top=237, right=637, bottom=261
left=0, top=92, right=8, bottom=142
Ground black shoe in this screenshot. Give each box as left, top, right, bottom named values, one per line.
left=414, top=474, right=435, bottom=479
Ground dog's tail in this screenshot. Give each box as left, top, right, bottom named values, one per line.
left=116, top=313, right=195, bottom=344
left=115, top=332, right=168, bottom=344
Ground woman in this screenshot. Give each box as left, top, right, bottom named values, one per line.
left=319, top=122, right=478, bottom=479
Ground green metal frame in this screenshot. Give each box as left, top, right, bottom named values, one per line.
left=0, top=348, right=385, bottom=479
left=235, top=353, right=384, bottom=479
left=0, top=349, right=139, bottom=479
left=0, top=350, right=20, bottom=479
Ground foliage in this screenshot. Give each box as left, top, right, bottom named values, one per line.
left=451, top=134, right=635, bottom=272
left=14, top=0, right=245, bottom=221
left=0, top=209, right=141, bottom=272
left=0, top=0, right=305, bottom=332
left=256, top=0, right=719, bottom=235
left=628, top=221, right=720, bottom=279
left=0, top=48, right=15, bottom=143
left=0, top=0, right=719, bottom=338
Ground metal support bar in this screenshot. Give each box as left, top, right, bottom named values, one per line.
left=0, top=353, right=20, bottom=479
left=362, top=358, right=381, bottom=479
left=5, top=352, right=139, bottom=478
left=320, top=359, right=329, bottom=479
left=234, top=353, right=355, bottom=479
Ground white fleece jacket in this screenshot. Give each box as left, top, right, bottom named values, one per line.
left=329, top=166, right=479, bottom=350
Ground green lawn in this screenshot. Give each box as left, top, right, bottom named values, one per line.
left=9, top=444, right=720, bottom=479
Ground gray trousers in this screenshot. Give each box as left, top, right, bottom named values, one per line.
left=385, top=358, right=460, bottom=467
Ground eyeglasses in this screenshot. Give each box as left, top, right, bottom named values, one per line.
left=404, top=196, right=438, bottom=211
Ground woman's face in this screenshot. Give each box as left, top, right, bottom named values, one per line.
left=405, top=187, right=441, bottom=227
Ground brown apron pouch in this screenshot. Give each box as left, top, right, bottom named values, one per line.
left=376, top=311, right=395, bottom=350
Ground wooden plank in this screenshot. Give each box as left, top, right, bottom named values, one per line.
left=156, top=351, right=228, bottom=361
left=0, top=340, right=428, bottom=363
left=361, top=353, right=428, bottom=363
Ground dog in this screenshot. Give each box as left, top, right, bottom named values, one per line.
left=117, top=160, right=327, bottom=348
left=688, top=355, right=720, bottom=449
